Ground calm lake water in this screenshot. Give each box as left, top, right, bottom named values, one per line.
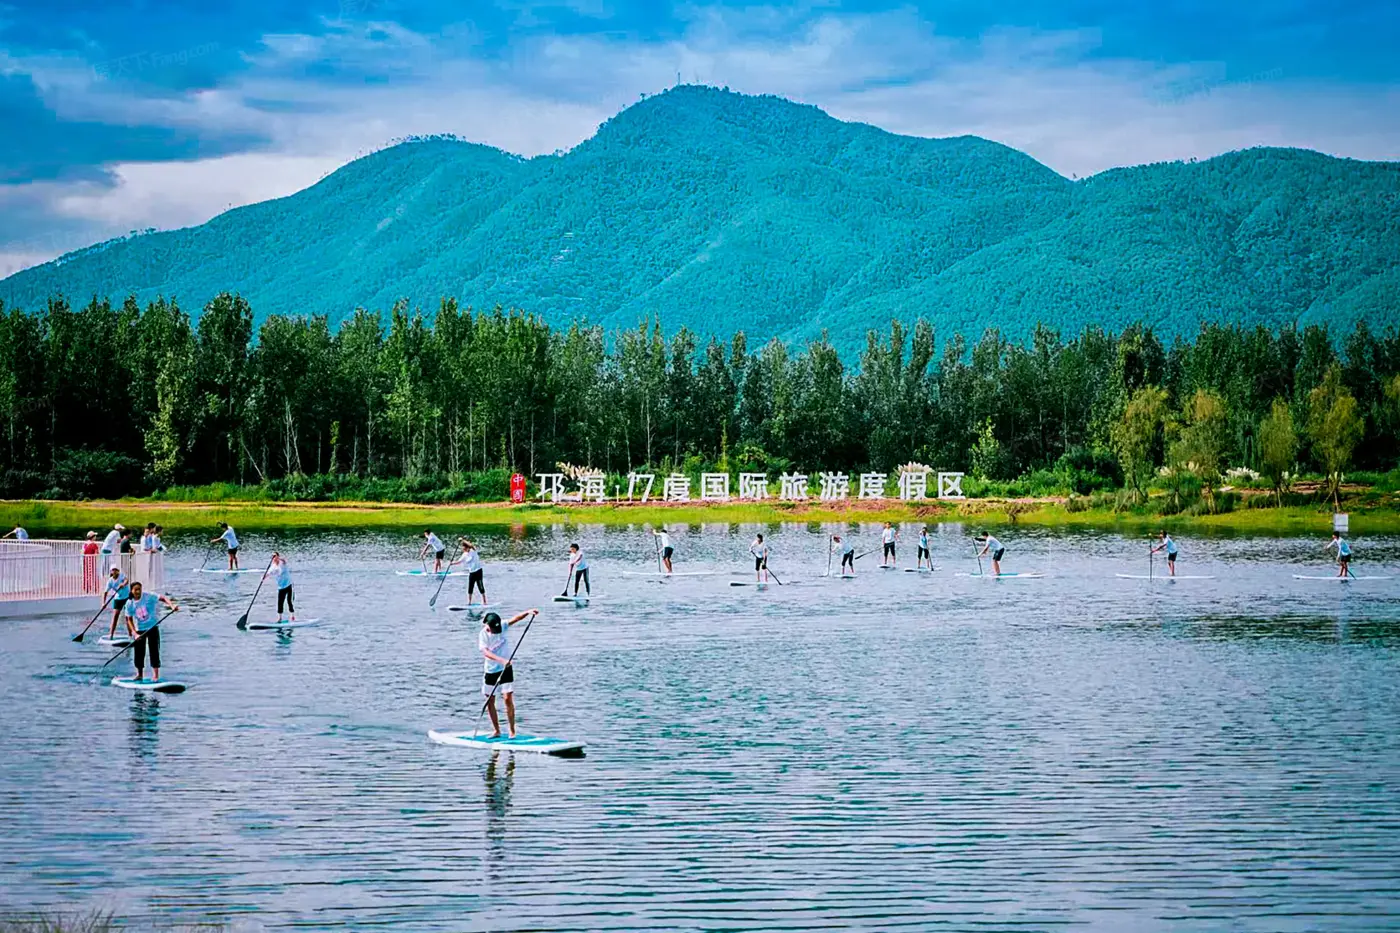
left=2, top=523, right=1399, bottom=931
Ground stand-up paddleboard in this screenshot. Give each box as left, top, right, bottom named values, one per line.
left=1292, top=574, right=1394, bottom=581
left=112, top=676, right=187, bottom=694
left=97, top=635, right=133, bottom=647
left=818, top=572, right=858, bottom=579
left=552, top=594, right=595, bottom=604
left=428, top=728, right=584, bottom=757
left=621, top=570, right=717, bottom=577
left=448, top=604, right=495, bottom=614
left=903, top=567, right=940, bottom=573
left=1115, top=574, right=1217, bottom=580
left=877, top=565, right=897, bottom=570
left=958, top=572, right=1046, bottom=579
left=245, top=618, right=322, bottom=630
left=193, top=568, right=261, bottom=574
left=730, top=580, right=771, bottom=588
left=397, top=569, right=468, bottom=577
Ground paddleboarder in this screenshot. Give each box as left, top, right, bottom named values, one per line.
left=122, top=581, right=179, bottom=684
left=749, top=533, right=770, bottom=583
left=454, top=539, right=487, bottom=606
left=567, top=543, right=590, bottom=596
left=880, top=522, right=899, bottom=567
left=652, top=527, right=675, bottom=574
left=975, top=531, right=1006, bottom=577
left=916, top=525, right=932, bottom=570
left=1325, top=532, right=1353, bottom=577
left=1150, top=530, right=1179, bottom=577
left=212, top=522, right=240, bottom=570
left=266, top=552, right=297, bottom=624
left=480, top=609, right=539, bottom=739
left=421, top=529, right=447, bottom=573
left=831, top=534, right=855, bottom=576
left=104, top=566, right=131, bottom=638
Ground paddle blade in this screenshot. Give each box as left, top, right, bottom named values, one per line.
left=71, top=633, right=84, bottom=643
left=235, top=614, right=249, bottom=630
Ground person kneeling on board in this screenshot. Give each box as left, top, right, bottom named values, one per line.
left=266, top=552, right=297, bottom=624
left=480, top=609, right=539, bottom=739
left=975, top=532, right=1006, bottom=576
left=749, top=533, right=770, bottom=583
left=123, top=582, right=179, bottom=683
left=831, top=535, right=855, bottom=576
left=454, top=539, right=488, bottom=606
left=567, top=543, right=590, bottom=596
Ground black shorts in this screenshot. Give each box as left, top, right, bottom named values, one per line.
left=918, top=546, right=930, bottom=559
left=754, top=556, right=766, bottom=570
left=663, top=546, right=674, bottom=559
left=484, top=665, right=514, bottom=688
left=228, top=546, right=238, bottom=556
left=112, top=596, right=129, bottom=612
left=277, top=586, right=294, bottom=613
left=841, top=552, right=854, bottom=565
left=434, top=549, right=446, bottom=561
left=992, top=547, right=1005, bottom=562
left=883, top=542, right=896, bottom=558
left=468, top=568, right=485, bottom=594
left=1167, top=552, right=1177, bottom=563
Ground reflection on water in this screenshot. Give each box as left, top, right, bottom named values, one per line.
left=2, top=524, right=1398, bottom=931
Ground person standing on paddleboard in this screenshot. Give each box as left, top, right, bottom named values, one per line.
left=421, top=529, right=447, bottom=573
left=881, top=522, right=899, bottom=567
left=917, top=525, right=932, bottom=570
left=567, top=543, right=590, bottom=596
left=123, top=582, right=179, bottom=683
left=1325, top=532, right=1353, bottom=577
left=652, top=527, right=675, bottom=574
left=212, top=522, right=240, bottom=570
left=454, top=539, right=487, bottom=606
left=1150, top=531, right=1179, bottom=577
left=976, top=532, right=1006, bottom=577
left=749, top=533, right=770, bottom=583
left=832, top=535, right=855, bottom=576
left=480, top=609, right=539, bottom=739
left=104, top=566, right=131, bottom=638
left=266, top=552, right=297, bottom=624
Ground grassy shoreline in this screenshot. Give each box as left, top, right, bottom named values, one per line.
left=3, top=497, right=1397, bottom=535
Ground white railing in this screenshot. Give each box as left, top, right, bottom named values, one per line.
left=0, top=540, right=166, bottom=602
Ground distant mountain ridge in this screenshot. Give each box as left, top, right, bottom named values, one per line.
left=5, top=85, right=1398, bottom=350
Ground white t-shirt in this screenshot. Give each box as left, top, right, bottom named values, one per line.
left=425, top=533, right=444, bottom=553
left=840, top=539, right=855, bottom=556
left=656, top=531, right=671, bottom=550
left=101, top=530, right=121, bottom=553
left=985, top=535, right=1002, bottom=553
left=460, top=549, right=483, bottom=573
left=751, top=540, right=768, bottom=559
left=570, top=549, right=589, bottom=571
left=221, top=527, right=239, bottom=549
left=882, top=527, right=896, bottom=544
left=479, top=626, right=510, bottom=673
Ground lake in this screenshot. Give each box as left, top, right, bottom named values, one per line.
left=2, top=522, right=1399, bottom=931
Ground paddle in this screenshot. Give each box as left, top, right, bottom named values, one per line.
left=975, top=542, right=984, bottom=577
left=428, top=562, right=452, bottom=608
left=197, top=540, right=219, bottom=572
left=71, top=591, right=116, bottom=643
left=474, top=610, right=539, bottom=737
left=825, top=535, right=833, bottom=578
left=560, top=563, right=574, bottom=597
left=236, top=557, right=276, bottom=630
left=92, top=607, right=178, bottom=682
left=764, top=560, right=784, bottom=586
left=653, top=532, right=662, bottom=573
left=1149, top=540, right=1154, bottom=582
left=853, top=550, right=874, bottom=562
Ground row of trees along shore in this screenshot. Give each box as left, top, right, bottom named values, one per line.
left=1, top=294, right=1397, bottom=510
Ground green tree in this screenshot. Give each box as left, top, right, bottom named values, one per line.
left=1306, top=364, right=1365, bottom=508
left=1113, top=385, right=1169, bottom=502
left=1257, top=397, right=1297, bottom=506
left=1171, top=389, right=1228, bottom=511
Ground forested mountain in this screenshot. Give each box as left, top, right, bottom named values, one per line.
left=5, top=85, right=1399, bottom=352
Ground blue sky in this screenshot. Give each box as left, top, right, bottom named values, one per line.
left=2, top=0, right=1398, bottom=276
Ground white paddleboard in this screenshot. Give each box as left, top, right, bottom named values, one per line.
left=730, top=580, right=772, bottom=588
left=194, top=568, right=260, bottom=574
left=396, top=569, right=468, bottom=577
left=958, top=572, right=1046, bottom=579
left=1115, top=574, right=1217, bottom=580
left=245, top=618, right=322, bottom=630
left=903, top=567, right=941, bottom=573
left=877, top=565, right=897, bottom=570
left=428, top=729, right=584, bottom=757
left=551, top=594, right=595, bottom=603
left=112, top=676, right=187, bottom=694
left=1292, top=574, right=1394, bottom=581
left=621, top=570, right=717, bottom=577
left=97, top=635, right=133, bottom=647
left=448, top=604, right=496, bottom=614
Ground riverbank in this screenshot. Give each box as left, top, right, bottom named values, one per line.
left=4, top=495, right=1398, bottom=535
